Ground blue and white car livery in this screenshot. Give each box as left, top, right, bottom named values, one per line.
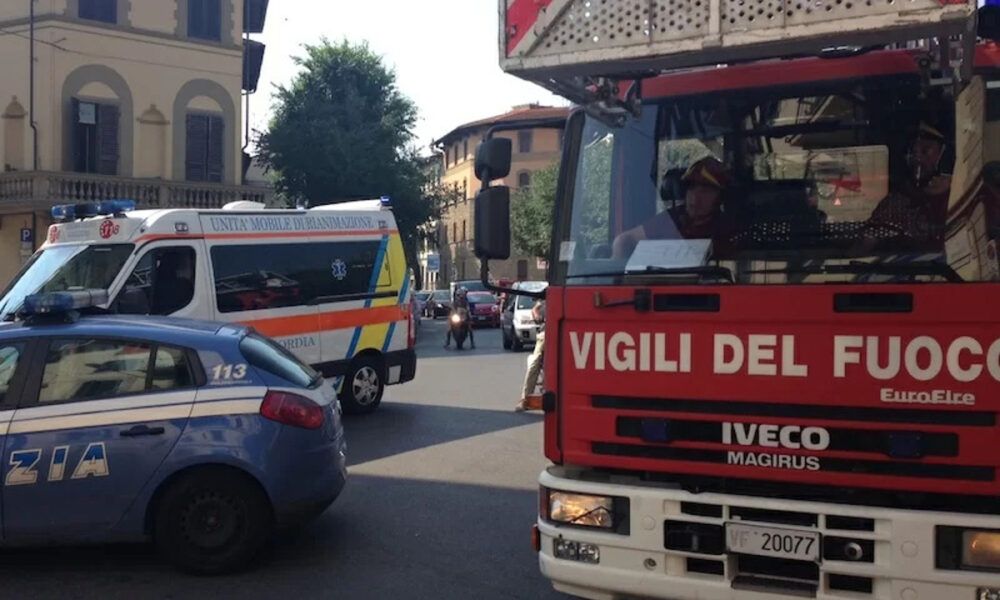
left=0, top=291, right=346, bottom=573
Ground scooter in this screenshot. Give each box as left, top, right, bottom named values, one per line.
left=449, top=309, right=472, bottom=350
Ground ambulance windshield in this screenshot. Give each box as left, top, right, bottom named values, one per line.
left=556, top=73, right=993, bottom=285
left=0, top=244, right=134, bottom=319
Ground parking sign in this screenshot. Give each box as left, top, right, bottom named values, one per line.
left=20, top=228, right=33, bottom=243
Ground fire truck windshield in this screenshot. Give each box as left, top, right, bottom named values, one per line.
left=555, top=74, right=987, bottom=285
left=0, top=244, right=133, bottom=320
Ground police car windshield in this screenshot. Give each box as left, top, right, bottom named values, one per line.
left=0, top=244, right=133, bottom=320
left=556, top=74, right=985, bottom=285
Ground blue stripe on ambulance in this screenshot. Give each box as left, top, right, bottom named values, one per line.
left=381, top=272, right=410, bottom=353
left=338, top=234, right=390, bottom=388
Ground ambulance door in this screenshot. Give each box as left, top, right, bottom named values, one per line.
left=316, top=235, right=399, bottom=369
left=205, top=239, right=323, bottom=367
left=113, top=241, right=210, bottom=320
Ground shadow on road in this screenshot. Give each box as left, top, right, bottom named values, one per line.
left=343, top=402, right=541, bottom=467
left=0, top=475, right=567, bottom=600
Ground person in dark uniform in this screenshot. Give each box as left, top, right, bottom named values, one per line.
left=869, top=121, right=952, bottom=245
left=151, top=251, right=195, bottom=315
left=613, top=157, right=732, bottom=259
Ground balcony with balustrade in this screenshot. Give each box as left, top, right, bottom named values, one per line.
left=0, top=171, right=276, bottom=213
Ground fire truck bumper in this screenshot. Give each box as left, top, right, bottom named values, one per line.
left=537, top=467, right=1000, bottom=600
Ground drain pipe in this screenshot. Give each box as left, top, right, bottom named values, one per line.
left=29, top=0, right=38, bottom=171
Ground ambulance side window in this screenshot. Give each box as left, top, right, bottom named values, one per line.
left=211, top=241, right=385, bottom=313
left=119, top=247, right=196, bottom=316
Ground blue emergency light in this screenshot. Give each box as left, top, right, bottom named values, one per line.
left=21, top=289, right=109, bottom=316
left=51, top=200, right=136, bottom=222
left=380, top=196, right=392, bottom=207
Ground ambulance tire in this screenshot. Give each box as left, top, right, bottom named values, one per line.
left=341, top=356, right=384, bottom=415
left=153, top=468, right=273, bottom=575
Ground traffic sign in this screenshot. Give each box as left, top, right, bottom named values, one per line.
left=426, top=253, right=440, bottom=273
left=20, top=228, right=33, bottom=243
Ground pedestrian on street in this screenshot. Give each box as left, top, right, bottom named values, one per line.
left=516, top=297, right=546, bottom=412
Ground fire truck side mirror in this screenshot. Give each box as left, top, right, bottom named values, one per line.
left=475, top=138, right=512, bottom=182
left=473, top=186, right=511, bottom=261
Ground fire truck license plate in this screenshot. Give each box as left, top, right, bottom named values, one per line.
left=726, top=523, right=820, bottom=562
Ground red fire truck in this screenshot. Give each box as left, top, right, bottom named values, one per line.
left=474, top=1, right=1000, bottom=599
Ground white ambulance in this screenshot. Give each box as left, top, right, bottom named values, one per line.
left=0, top=199, right=416, bottom=414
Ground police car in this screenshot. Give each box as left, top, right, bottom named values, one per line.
left=0, top=290, right=346, bottom=573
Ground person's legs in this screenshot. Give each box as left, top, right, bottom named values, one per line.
left=444, top=326, right=452, bottom=348
left=517, top=332, right=545, bottom=411
left=468, top=323, right=476, bottom=348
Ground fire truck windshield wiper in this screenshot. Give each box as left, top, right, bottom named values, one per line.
left=747, top=260, right=963, bottom=283
left=566, top=265, right=733, bottom=283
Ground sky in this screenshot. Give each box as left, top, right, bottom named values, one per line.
left=247, top=1, right=565, bottom=155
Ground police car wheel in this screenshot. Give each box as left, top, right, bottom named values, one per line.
left=154, top=468, right=273, bottom=574
left=341, top=356, right=384, bottom=414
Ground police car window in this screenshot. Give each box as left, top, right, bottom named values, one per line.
left=211, top=241, right=385, bottom=313
left=0, top=344, right=22, bottom=404
left=239, top=333, right=318, bottom=388
left=40, top=339, right=151, bottom=404
left=151, top=346, right=194, bottom=390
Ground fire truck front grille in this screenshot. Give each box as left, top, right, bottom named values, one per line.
left=588, top=396, right=997, bottom=486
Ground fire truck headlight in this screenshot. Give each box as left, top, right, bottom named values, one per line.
left=964, top=530, right=1000, bottom=570
left=546, top=490, right=619, bottom=530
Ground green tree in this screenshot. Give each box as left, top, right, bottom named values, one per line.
left=511, top=163, right=559, bottom=259
left=257, top=39, right=439, bottom=268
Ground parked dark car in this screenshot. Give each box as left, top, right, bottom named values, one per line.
left=425, top=290, right=452, bottom=318
left=467, top=291, right=501, bottom=328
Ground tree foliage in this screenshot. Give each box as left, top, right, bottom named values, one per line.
left=257, top=39, right=440, bottom=269
left=511, top=163, right=559, bottom=259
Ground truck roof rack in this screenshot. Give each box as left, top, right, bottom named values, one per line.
left=502, top=0, right=977, bottom=103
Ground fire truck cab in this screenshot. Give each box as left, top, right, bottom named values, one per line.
left=478, top=1, right=1000, bottom=599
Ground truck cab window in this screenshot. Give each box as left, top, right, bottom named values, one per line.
left=119, top=247, right=196, bottom=316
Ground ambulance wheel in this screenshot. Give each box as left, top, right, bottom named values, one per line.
left=153, top=468, right=273, bottom=575
left=341, top=356, right=384, bottom=414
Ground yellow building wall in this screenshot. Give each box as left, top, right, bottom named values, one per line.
left=437, top=124, right=563, bottom=286
left=0, top=3, right=244, bottom=181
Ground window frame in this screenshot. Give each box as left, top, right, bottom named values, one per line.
left=78, top=0, right=118, bottom=23
left=0, top=340, right=30, bottom=410
left=71, top=97, right=121, bottom=176
left=187, top=0, right=223, bottom=41
left=19, top=337, right=203, bottom=409
left=184, top=111, right=225, bottom=183
left=117, top=245, right=198, bottom=316
left=518, top=130, right=534, bottom=154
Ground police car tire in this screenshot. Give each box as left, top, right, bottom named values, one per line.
left=153, top=468, right=273, bottom=575
left=341, top=356, right=384, bottom=415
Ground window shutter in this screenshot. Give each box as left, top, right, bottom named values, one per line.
left=71, top=98, right=83, bottom=171
left=207, top=116, right=224, bottom=183
left=96, top=103, right=119, bottom=176
left=185, top=115, right=208, bottom=181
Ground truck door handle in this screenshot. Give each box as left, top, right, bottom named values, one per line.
left=119, top=425, right=166, bottom=437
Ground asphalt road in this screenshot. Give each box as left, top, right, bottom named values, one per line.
left=0, top=318, right=567, bottom=600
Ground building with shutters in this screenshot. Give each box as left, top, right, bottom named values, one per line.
left=430, top=104, right=568, bottom=288
left=0, top=0, right=271, bottom=285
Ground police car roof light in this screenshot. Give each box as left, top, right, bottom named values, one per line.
left=22, top=289, right=110, bottom=316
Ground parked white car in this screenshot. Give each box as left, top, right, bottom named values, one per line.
left=500, top=281, right=547, bottom=351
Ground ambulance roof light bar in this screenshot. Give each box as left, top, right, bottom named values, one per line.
left=51, top=200, right=136, bottom=222
left=20, top=289, right=109, bottom=322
